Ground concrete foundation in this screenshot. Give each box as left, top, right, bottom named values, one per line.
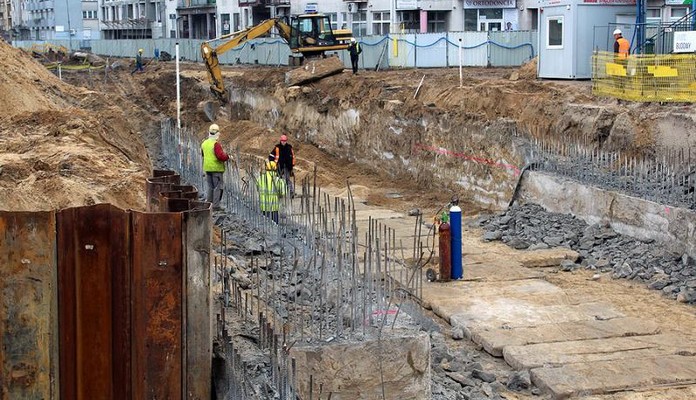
left=519, top=171, right=696, bottom=258
left=290, top=332, right=431, bottom=400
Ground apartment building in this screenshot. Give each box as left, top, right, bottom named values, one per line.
left=0, top=0, right=12, bottom=39
left=101, top=0, right=166, bottom=39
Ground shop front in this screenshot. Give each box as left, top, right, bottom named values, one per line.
left=463, top=0, right=519, bottom=31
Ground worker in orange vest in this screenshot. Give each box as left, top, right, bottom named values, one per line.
left=613, top=29, right=630, bottom=60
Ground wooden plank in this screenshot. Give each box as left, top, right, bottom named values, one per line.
left=531, top=355, right=696, bottom=398
left=0, top=211, right=57, bottom=400
left=131, top=211, right=183, bottom=400
left=472, top=317, right=661, bottom=357
left=284, top=56, right=345, bottom=86
left=183, top=208, right=212, bottom=400
left=504, top=334, right=696, bottom=370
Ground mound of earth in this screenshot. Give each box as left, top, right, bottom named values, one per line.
left=0, top=40, right=152, bottom=211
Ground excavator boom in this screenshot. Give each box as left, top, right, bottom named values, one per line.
left=201, top=14, right=352, bottom=104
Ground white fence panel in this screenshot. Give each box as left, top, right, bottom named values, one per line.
left=489, top=31, right=537, bottom=67
left=357, top=36, right=389, bottom=71
left=446, top=32, right=488, bottom=67
left=415, top=33, right=448, bottom=68
left=388, top=34, right=416, bottom=68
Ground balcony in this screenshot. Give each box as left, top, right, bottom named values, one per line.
left=177, top=0, right=215, bottom=8
left=101, top=18, right=150, bottom=29
left=238, top=0, right=289, bottom=5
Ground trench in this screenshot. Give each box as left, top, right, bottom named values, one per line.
left=160, top=83, right=696, bottom=399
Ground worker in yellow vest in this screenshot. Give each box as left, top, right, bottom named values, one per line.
left=256, top=160, right=286, bottom=223
left=200, top=123, right=229, bottom=210
left=613, top=29, right=630, bottom=60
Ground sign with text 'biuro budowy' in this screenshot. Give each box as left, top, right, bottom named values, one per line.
left=397, top=0, right=418, bottom=9
left=463, top=0, right=516, bottom=9
left=674, top=31, right=696, bottom=53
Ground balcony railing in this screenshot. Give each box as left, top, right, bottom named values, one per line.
left=101, top=18, right=150, bottom=29
left=177, top=0, right=215, bottom=8
left=238, top=0, right=289, bottom=5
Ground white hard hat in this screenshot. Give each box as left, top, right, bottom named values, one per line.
left=613, top=29, right=622, bottom=35
left=350, top=38, right=356, bottom=43
left=209, top=123, right=220, bottom=134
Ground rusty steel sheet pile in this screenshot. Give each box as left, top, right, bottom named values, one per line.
left=0, top=170, right=211, bottom=400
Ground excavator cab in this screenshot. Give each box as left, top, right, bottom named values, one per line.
left=287, top=14, right=351, bottom=57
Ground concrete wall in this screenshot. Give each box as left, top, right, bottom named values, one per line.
left=519, top=171, right=696, bottom=258
left=228, top=88, right=525, bottom=210
left=290, top=332, right=431, bottom=400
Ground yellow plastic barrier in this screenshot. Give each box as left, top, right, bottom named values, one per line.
left=592, top=51, right=696, bottom=102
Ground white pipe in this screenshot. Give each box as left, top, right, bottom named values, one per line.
left=176, top=42, right=181, bottom=131
left=458, top=38, right=462, bottom=89
left=176, top=42, right=182, bottom=172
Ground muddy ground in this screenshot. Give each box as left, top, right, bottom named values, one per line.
left=2, top=44, right=696, bottom=399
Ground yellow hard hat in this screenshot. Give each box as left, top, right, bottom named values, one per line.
left=138, top=48, right=144, bottom=53
left=265, top=160, right=277, bottom=171
left=208, top=124, right=220, bottom=134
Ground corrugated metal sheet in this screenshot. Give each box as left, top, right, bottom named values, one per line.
left=131, top=211, right=184, bottom=400
left=0, top=211, right=57, bottom=400
left=57, top=204, right=131, bottom=400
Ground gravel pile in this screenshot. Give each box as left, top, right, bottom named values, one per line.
left=478, top=203, right=696, bottom=304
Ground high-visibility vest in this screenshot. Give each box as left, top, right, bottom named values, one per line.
left=256, top=171, right=286, bottom=212
left=201, top=138, right=225, bottom=173
left=617, top=38, right=630, bottom=59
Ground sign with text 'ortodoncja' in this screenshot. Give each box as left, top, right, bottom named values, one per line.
left=463, top=0, right=516, bottom=9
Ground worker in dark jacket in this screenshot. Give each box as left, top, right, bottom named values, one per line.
left=201, top=123, right=229, bottom=209
left=270, top=134, right=295, bottom=197
left=348, top=38, right=362, bottom=74
left=131, top=48, right=144, bottom=74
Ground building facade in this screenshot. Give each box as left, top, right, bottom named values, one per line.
left=1, top=0, right=12, bottom=39
left=6, top=0, right=691, bottom=43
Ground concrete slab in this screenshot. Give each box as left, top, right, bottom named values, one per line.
left=462, top=263, right=546, bottom=281
left=530, top=355, right=696, bottom=399
left=471, top=317, right=661, bottom=357
left=450, top=301, right=624, bottom=339
left=422, top=279, right=589, bottom=319
left=504, top=334, right=696, bottom=370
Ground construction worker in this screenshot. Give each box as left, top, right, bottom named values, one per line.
left=200, top=123, right=229, bottom=210
left=257, top=160, right=286, bottom=223
left=348, top=38, right=362, bottom=74
left=613, top=29, right=630, bottom=60
left=131, top=48, right=144, bottom=74
left=270, top=134, right=295, bottom=197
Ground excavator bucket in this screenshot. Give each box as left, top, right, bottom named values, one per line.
left=198, top=101, right=220, bottom=122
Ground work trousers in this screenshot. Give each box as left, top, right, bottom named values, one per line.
left=280, top=168, right=294, bottom=197
left=351, top=55, right=359, bottom=74
left=206, top=172, right=224, bottom=208
left=263, top=210, right=279, bottom=224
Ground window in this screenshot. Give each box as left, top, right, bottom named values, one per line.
left=326, top=12, right=337, bottom=30
left=372, top=11, right=390, bottom=35
left=351, top=11, right=367, bottom=37
left=646, top=8, right=661, bottom=24
left=427, top=11, right=446, bottom=33
left=398, top=10, right=419, bottom=33
left=464, top=9, right=477, bottom=31
left=82, top=10, right=96, bottom=19
left=547, top=16, right=563, bottom=48
left=670, top=7, right=689, bottom=21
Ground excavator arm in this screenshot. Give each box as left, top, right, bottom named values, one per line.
left=201, top=18, right=292, bottom=104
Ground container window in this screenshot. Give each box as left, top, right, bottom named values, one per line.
left=547, top=16, right=563, bottom=48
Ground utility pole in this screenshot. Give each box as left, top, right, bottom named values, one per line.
left=636, top=0, right=645, bottom=53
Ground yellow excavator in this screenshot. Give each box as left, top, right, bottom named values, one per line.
left=201, top=14, right=353, bottom=104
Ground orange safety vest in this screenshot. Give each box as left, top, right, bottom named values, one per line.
left=616, top=37, right=630, bottom=59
